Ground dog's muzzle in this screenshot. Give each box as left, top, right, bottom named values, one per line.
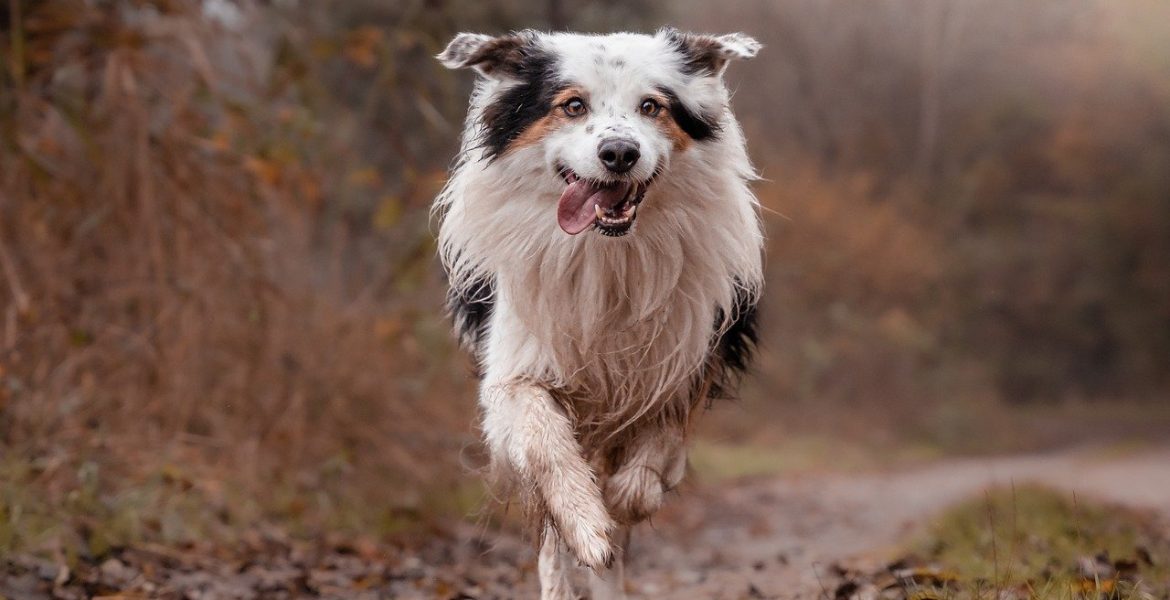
left=555, top=166, right=650, bottom=237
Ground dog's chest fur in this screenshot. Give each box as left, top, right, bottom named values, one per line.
left=444, top=156, right=761, bottom=444
left=436, top=29, right=764, bottom=448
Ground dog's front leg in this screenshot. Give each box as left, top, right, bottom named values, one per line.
left=587, top=525, right=630, bottom=600
left=588, top=423, right=686, bottom=600
left=538, top=524, right=577, bottom=600
left=604, top=421, right=688, bottom=525
left=481, top=381, right=615, bottom=572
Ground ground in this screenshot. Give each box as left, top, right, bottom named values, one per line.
left=3, top=446, right=1169, bottom=599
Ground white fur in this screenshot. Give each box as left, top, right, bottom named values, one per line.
left=436, top=29, right=763, bottom=599
left=539, top=526, right=578, bottom=600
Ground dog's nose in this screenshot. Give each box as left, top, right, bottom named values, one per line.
left=598, top=139, right=640, bottom=174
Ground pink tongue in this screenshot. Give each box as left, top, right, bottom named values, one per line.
left=556, top=180, right=632, bottom=235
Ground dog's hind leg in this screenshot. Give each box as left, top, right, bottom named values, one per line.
left=539, top=525, right=577, bottom=600
left=481, top=381, right=615, bottom=571
left=587, top=525, right=630, bottom=600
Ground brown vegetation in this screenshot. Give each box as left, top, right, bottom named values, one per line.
left=1, top=0, right=1168, bottom=559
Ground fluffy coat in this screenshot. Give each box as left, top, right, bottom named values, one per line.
left=436, top=28, right=763, bottom=599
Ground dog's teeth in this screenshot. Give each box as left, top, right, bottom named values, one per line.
left=622, top=203, right=637, bottom=218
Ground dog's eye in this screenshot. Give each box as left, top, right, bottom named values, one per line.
left=562, top=98, right=587, bottom=117
left=639, top=98, right=662, bottom=117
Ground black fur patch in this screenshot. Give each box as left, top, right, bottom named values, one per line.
left=657, top=86, right=720, bottom=142
left=480, top=48, right=565, bottom=159
left=448, top=276, right=495, bottom=355
left=704, top=285, right=760, bottom=401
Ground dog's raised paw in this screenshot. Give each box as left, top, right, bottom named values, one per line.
left=556, top=511, right=615, bottom=572
left=605, top=465, right=666, bottom=524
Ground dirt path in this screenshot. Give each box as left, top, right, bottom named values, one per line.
left=4, top=447, right=1169, bottom=599
left=394, top=446, right=1170, bottom=599
left=620, top=446, right=1170, bottom=599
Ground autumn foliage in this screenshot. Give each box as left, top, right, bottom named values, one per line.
left=0, top=0, right=1168, bottom=555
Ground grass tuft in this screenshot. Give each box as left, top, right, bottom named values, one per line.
left=832, top=485, right=1169, bottom=599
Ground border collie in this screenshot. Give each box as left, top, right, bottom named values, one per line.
left=436, top=28, right=763, bottom=599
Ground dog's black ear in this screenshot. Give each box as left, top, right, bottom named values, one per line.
left=660, top=29, right=761, bottom=77
left=437, top=31, right=539, bottom=79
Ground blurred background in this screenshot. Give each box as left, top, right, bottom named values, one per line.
left=1, top=0, right=1168, bottom=556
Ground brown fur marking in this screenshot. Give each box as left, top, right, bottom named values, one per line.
left=507, top=87, right=588, bottom=153
left=646, top=93, right=693, bottom=152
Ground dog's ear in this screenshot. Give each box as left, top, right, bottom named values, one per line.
left=437, top=31, right=539, bottom=79
left=660, top=29, right=761, bottom=76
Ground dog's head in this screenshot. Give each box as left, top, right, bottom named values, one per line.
left=439, top=29, right=759, bottom=237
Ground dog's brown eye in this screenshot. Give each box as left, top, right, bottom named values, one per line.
left=562, top=98, right=587, bottom=117
left=639, top=98, right=662, bottom=117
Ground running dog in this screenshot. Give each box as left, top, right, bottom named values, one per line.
left=436, top=28, right=763, bottom=599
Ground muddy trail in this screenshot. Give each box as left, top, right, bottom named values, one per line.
left=4, top=447, right=1169, bottom=600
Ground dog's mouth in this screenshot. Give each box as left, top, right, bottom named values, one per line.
left=555, top=166, right=652, bottom=237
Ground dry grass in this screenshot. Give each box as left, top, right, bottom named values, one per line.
left=0, top=0, right=480, bottom=557
left=829, top=486, right=1170, bottom=599
left=1, top=0, right=1169, bottom=563
left=910, top=486, right=1170, bottom=599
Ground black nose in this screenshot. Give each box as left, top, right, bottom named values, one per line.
left=598, top=139, right=640, bottom=174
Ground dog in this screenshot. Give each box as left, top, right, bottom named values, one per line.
left=435, top=28, right=764, bottom=599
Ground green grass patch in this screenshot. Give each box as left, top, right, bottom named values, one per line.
left=0, top=457, right=229, bottom=561
left=0, top=453, right=489, bottom=562
left=879, top=485, right=1170, bottom=599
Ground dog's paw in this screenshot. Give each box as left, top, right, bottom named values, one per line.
left=555, top=506, right=615, bottom=572
left=605, top=464, right=666, bottom=524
